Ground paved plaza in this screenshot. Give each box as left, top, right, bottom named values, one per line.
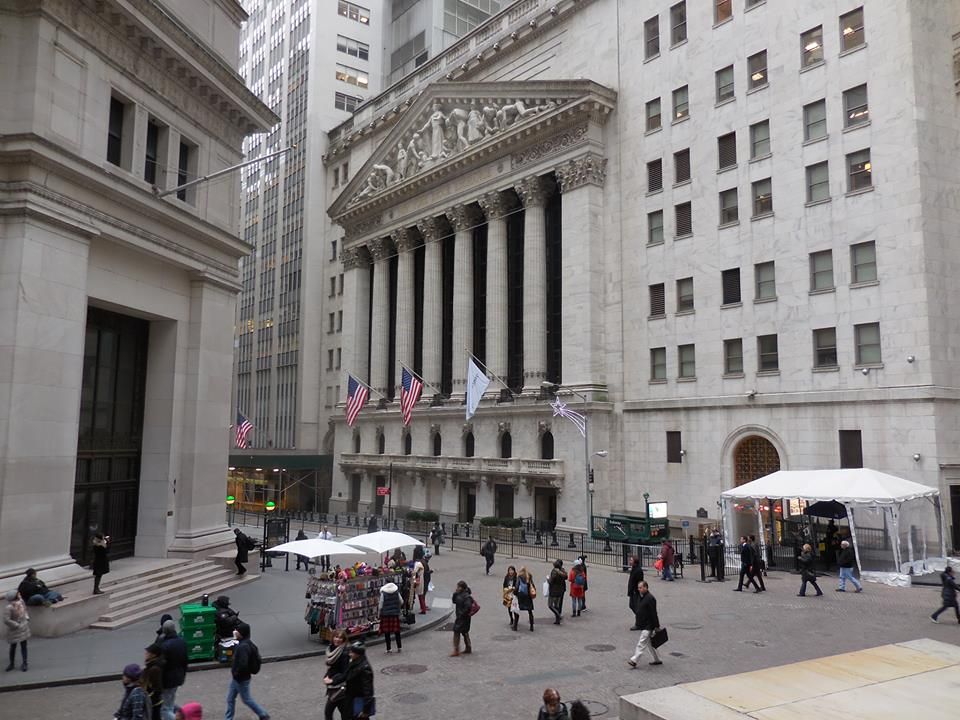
left=1, top=547, right=957, bottom=719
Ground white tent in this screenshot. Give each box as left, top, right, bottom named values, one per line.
left=720, top=469, right=947, bottom=585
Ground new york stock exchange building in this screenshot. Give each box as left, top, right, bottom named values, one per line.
left=323, top=0, right=960, bottom=547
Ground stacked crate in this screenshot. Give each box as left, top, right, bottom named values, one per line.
left=180, top=603, right=217, bottom=662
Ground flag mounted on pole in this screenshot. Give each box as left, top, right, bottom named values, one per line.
left=399, top=366, right=423, bottom=426
left=346, top=375, right=369, bottom=427
left=549, top=396, right=586, bottom=437
left=465, top=358, right=490, bottom=420
left=235, top=411, right=253, bottom=448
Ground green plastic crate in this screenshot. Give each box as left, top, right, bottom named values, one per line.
left=180, top=603, right=217, bottom=627
left=186, top=640, right=215, bottom=661
left=184, top=626, right=217, bottom=642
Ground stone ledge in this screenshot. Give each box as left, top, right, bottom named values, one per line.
left=27, top=592, right=111, bottom=638
left=620, top=687, right=744, bottom=720
left=209, top=548, right=261, bottom=571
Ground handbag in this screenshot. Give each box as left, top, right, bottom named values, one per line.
left=654, top=558, right=664, bottom=572
left=469, top=597, right=481, bottom=616
left=352, top=697, right=376, bottom=717
left=327, top=684, right=346, bottom=703
left=651, top=627, right=668, bottom=649
left=529, top=581, right=537, bottom=599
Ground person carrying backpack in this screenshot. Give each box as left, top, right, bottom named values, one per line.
left=225, top=622, right=268, bottom=720
left=233, top=529, right=256, bottom=576
left=568, top=561, right=586, bottom=617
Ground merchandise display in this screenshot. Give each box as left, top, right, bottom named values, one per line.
left=305, top=563, right=402, bottom=642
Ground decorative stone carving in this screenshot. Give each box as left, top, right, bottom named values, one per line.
left=340, top=245, right=371, bottom=270
left=497, top=421, right=511, bottom=434
left=462, top=422, right=474, bottom=436
left=391, top=227, right=418, bottom=252
left=368, top=237, right=395, bottom=262
left=477, top=191, right=512, bottom=221
left=556, top=153, right=608, bottom=192
left=538, top=420, right=552, bottom=434
left=512, top=124, right=588, bottom=169
left=430, top=423, right=441, bottom=435
left=416, top=216, right=445, bottom=241
left=343, top=216, right=382, bottom=243
left=446, top=204, right=483, bottom=233
left=515, top=175, right=554, bottom=207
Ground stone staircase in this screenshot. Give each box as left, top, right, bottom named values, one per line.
left=90, top=559, right=258, bottom=630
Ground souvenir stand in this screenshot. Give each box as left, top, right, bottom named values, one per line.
left=305, top=564, right=402, bottom=642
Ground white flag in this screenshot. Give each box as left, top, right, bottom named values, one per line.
left=465, top=358, right=490, bottom=420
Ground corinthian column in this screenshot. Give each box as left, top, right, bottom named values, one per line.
left=478, top=191, right=511, bottom=391
left=340, top=245, right=372, bottom=385
left=417, top=216, right=445, bottom=397
left=392, top=228, right=417, bottom=397
left=368, top=236, right=394, bottom=398
left=446, top=204, right=482, bottom=398
left=516, top=175, right=553, bottom=393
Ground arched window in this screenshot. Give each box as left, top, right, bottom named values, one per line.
left=500, top=431, right=512, bottom=459
left=464, top=432, right=475, bottom=457
left=377, top=433, right=385, bottom=454
left=353, top=433, right=361, bottom=453
left=541, top=431, right=554, bottom=460
left=403, top=432, right=412, bottom=455
left=433, top=432, right=442, bottom=457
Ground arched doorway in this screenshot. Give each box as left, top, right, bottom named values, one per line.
left=732, top=435, right=781, bottom=541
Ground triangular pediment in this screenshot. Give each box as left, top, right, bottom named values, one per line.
left=328, top=80, right=616, bottom=223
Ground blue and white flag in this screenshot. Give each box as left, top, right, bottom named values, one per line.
left=550, top=396, right=586, bottom=437
left=465, top=358, right=490, bottom=420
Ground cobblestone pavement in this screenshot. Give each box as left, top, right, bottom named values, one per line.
left=2, top=548, right=957, bottom=720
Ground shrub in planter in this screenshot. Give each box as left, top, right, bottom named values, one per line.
left=419, top=510, right=439, bottom=522
left=406, top=510, right=423, bottom=522
left=499, top=517, right=523, bottom=528
left=479, top=516, right=499, bottom=527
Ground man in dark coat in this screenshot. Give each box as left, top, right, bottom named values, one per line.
left=627, top=581, right=662, bottom=667
left=142, top=643, right=164, bottom=720
left=225, top=621, right=269, bottom=720
left=451, top=580, right=473, bottom=656
left=627, top=556, right=645, bottom=628
left=707, top=529, right=722, bottom=577
left=345, top=641, right=375, bottom=719
left=748, top=535, right=766, bottom=591
left=158, top=620, right=188, bottom=720
left=733, top=536, right=761, bottom=592
left=481, top=537, right=497, bottom=575
left=233, top=528, right=255, bottom=575
left=931, top=566, right=959, bottom=623
left=836, top=540, right=863, bottom=593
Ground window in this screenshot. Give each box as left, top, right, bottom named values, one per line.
left=806, top=161, right=830, bottom=203
left=176, top=137, right=198, bottom=204
left=724, top=338, right=743, bottom=374
left=377, top=433, right=385, bottom=454
left=747, top=50, right=768, bottom=89
left=718, top=132, right=737, bottom=170
left=813, top=327, right=838, bottom=368
left=338, top=274, right=344, bottom=294
left=649, top=283, right=666, bottom=317
left=754, top=261, right=776, bottom=300
left=745, top=0, right=764, bottom=7
left=855, top=322, right=881, bottom=364
left=403, top=433, right=412, bottom=455
left=646, top=97, right=662, bottom=131
left=337, top=35, right=370, bottom=61
left=329, top=277, right=337, bottom=297
left=650, top=347, right=667, bottom=380
left=144, top=118, right=167, bottom=185
left=672, top=86, right=689, bottom=121
left=464, top=432, right=475, bottom=457
left=674, top=149, right=690, bottom=184
left=843, top=84, right=869, bottom=128
left=647, top=159, right=663, bottom=193
left=338, top=0, right=370, bottom=25
left=333, top=167, right=340, bottom=187
left=851, top=241, right=877, bottom=284
left=716, top=65, right=734, bottom=103
left=433, top=432, right=442, bottom=457
left=752, top=178, right=773, bottom=216
left=719, top=188, right=739, bottom=225
left=648, top=210, right=664, bottom=245
left=803, top=99, right=827, bottom=141
left=327, top=349, right=334, bottom=370
left=846, top=149, right=872, bottom=192
left=666, top=431, right=683, bottom=463
left=335, top=64, right=369, bottom=88
left=541, top=431, right=554, bottom=459
left=500, top=432, right=512, bottom=459
left=750, top=120, right=770, bottom=159
left=721, top=267, right=741, bottom=305
left=675, top=202, right=692, bottom=237
left=676, top=277, right=694, bottom=312
left=336, top=348, right=342, bottom=368
left=670, top=2, right=687, bottom=45
left=353, top=433, right=361, bottom=453
left=644, top=16, right=660, bottom=59
left=107, top=95, right=131, bottom=169
left=678, top=344, right=696, bottom=378
left=840, top=7, right=865, bottom=52
left=335, top=92, right=362, bottom=112
left=328, top=312, right=335, bottom=332
left=342, top=161, right=349, bottom=181
left=839, top=430, right=863, bottom=468
left=331, top=240, right=338, bottom=261
left=714, top=0, right=732, bottom=24
left=337, top=310, right=343, bottom=331
left=809, top=250, right=834, bottom=291
left=801, top=25, right=824, bottom=67
left=758, top=334, right=779, bottom=371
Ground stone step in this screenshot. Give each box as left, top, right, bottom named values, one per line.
left=98, top=559, right=196, bottom=591
left=105, top=561, right=227, bottom=607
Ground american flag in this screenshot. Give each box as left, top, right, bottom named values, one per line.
left=399, top=366, right=423, bottom=426
left=550, top=396, right=586, bottom=437
left=235, top=411, right=253, bottom=448
left=346, top=375, right=369, bottom=427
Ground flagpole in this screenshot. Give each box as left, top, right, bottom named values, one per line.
left=346, top=372, right=389, bottom=400
left=464, top=348, right=516, bottom=397
left=401, top=363, right=443, bottom=397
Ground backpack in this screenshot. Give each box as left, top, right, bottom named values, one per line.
left=574, top=573, right=586, bottom=587
left=247, top=641, right=262, bottom=675
left=245, top=535, right=256, bottom=551
left=517, top=579, right=528, bottom=596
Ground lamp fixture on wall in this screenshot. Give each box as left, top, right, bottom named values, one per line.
left=912, top=453, right=921, bottom=462
left=679, top=449, right=686, bottom=457
left=906, top=355, right=916, bottom=363
left=861, top=367, right=870, bottom=376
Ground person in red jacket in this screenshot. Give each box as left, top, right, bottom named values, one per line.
left=568, top=560, right=586, bottom=617
left=659, top=540, right=676, bottom=581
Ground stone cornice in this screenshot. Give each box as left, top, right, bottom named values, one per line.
left=555, top=152, right=607, bottom=192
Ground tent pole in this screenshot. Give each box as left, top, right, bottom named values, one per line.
left=932, top=495, right=948, bottom=560
left=755, top=503, right=766, bottom=572
left=890, top=505, right=903, bottom=573
left=719, top=498, right=731, bottom=572
left=846, top=504, right=863, bottom=576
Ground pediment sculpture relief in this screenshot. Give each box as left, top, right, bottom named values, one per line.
left=347, top=97, right=560, bottom=207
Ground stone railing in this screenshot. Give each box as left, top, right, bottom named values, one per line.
left=339, top=453, right=564, bottom=478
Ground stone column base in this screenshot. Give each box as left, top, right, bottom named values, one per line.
left=167, top=525, right=236, bottom=559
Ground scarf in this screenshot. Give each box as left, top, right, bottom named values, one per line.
left=10, top=599, right=27, bottom=622
left=326, top=644, right=345, bottom=667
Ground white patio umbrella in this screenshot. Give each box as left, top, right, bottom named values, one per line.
left=342, top=531, right=425, bottom=554
left=268, top=538, right=365, bottom=558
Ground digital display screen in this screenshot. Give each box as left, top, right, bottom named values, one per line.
left=648, top=501, right=668, bottom=519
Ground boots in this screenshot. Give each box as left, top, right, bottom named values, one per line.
left=462, top=634, right=472, bottom=654
left=450, top=636, right=460, bottom=657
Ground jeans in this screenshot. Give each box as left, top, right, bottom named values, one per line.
left=7, top=641, right=27, bottom=668
left=26, top=590, right=62, bottom=605
left=662, top=563, right=673, bottom=581
left=838, top=567, right=862, bottom=591
left=484, top=555, right=494, bottom=574
left=225, top=678, right=268, bottom=720
left=798, top=577, right=823, bottom=596
left=547, top=594, right=563, bottom=622
left=630, top=629, right=661, bottom=664
left=571, top=596, right=583, bottom=615
left=161, top=687, right=178, bottom=720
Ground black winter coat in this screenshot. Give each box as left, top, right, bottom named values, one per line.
left=235, top=533, right=254, bottom=562
left=345, top=656, right=375, bottom=708
left=627, top=564, right=645, bottom=598
left=548, top=568, right=566, bottom=598
left=92, top=542, right=110, bottom=576
left=837, top=547, right=856, bottom=569
left=160, top=635, right=188, bottom=689
left=739, top=543, right=755, bottom=567
left=941, top=572, right=959, bottom=603
left=634, top=592, right=660, bottom=631
left=231, top=638, right=258, bottom=681
left=452, top=588, right=473, bottom=633
left=799, top=552, right=817, bottom=580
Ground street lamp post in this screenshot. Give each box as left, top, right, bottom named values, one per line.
left=226, top=495, right=236, bottom=527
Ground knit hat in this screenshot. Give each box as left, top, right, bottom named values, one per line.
left=179, top=702, right=203, bottom=720
left=5, top=590, right=17, bottom=602
left=573, top=559, right=582, bottom=567
left=234, top=621, right=251, bottom=639
left=122, top=663, right=142, bottom=680
left=380, top=582, right=398, bottom=594
left=162, top=619, right=178, bottom=638
left=348, top=641, right=366, bottom=655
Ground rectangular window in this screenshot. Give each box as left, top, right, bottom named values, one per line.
left=813, top=327, right=838, bottom=368
left=666, top=431, right=683, bottom=463
left=338, top=0, right=370, bottom=25
left=327, top=349, right=334, bottom=370
left=752, top=178, right=773, bottom=216
left=803, top=99, right=827, bottom=141
left=647, top=159, right=663, bottom=193
left=843, top=84, right=869, bottom=128
left=329, top=277, right=337, bottom=297
left=333, top=167, right=340, bottom=187
left=747, top=50, right=768, bottom=89
left=646, top=97, right=662, bottom=131
left=342, top=161, right=349, bottom=180
left=335, top=64, right=369, bottom=88
left=176, top=137, right=198, bottom=204
left=724, top=338, right=743, bottom=374
left=806, top=161, right=830, bottom=203
left=801, top=25, right=824, bottom=67
left=675, top=202, right=693, bottom=237
left=670, top=2, right=687, bottom=45
left=336, top=348, right=342, bottom=369
left=840, top=7, right=865, bottom=52
left=758, top=334, right=779, bottom=371
left=328, top=312, right=335, bottom=333
left=649, top=283, right=666, bottom=317
left=338, top=274, right=344, bottom=294
left=672, top=85, right=689, bottom=121
left=678, top=344, right=696, bottom=378
left=144, top=119, right=162, bottom=185
left=676, top=277, right=694, bottom=312
left=337, top=35, right=370, bottom=61
left=851, top=241, right=877, bottom=284
left=750, top=120, right=770, bottom=159
left=107, top=95, right=130, bottom=168
left=839, top=430, right=863, bottom=469
left=335, top=92, right=362, bottom=112
left=719, top=188, right=739, bottom=225
left=855, top=322, right=881, bottom=364
left=714, top=0, right=732, bottom=24
left=337, top=310, right=343, bottom=331
left=331, top=240, right=338, bottom=261
left=718, top=132, right=737, bottom=170
left=722, top=267, right=741, bottom=305
left=810, top=250, right=834, bottom=291
left=650, top=347, right=667, bottom=380
left=674, top=149, right=690, bottom=183
left=716, top=65, right=735, bottom=103
left=754, top=261, right=776, bottom=300
left=648, top=210, right=664, bottom=245
left=847, top=149, right=872, bottom=192
left=644, top=15, right=660, bottom=59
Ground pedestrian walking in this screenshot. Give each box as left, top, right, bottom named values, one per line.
left=142, top=644, right=164, bottom=720
left=318, top=525, right=334, bottom=571
left=174, top=704, right=202, bottom=720
left=378, top=582, right=402, bottom=654
left=658, top=540, right=675, bottom=581
left=569, top=561, right=586, bottom=617
left=412, top=556, right=428, bottom=614
left=429, top=521, right=444, bottom=555
left=450, top=580, right=473, bottom=656
left=114, top=664, right=148, bottom=720
left=627, top=556, right=645, bottom=629
left=232, top=528, right=256, bottom=576
left=18, top=568, right=63, bottom=606
left=537, top=688, right=570, bottom=720
left=3, top=590, right=29, bottom=672
left=294, top=528, right=309, bottom=571
left=503, top=566, right=520, bottom=628
left=224, top=622, right=268, bottom=720
left=577, top=554, right=589, bottom=610
left=322, top=629, right=350, bottom=720
left=93, top=532, right=111, bottom=594
left=628, top=581, right=662, bottom=667
left=733, top=536, right=761, bottom=592
left=345, top=641, right=375, bottom=719
left=797, top=543, right=823, bottom=597
left=707, top=529, right=722, bottom=577
left=515, top=566, right=536, bottom=632
left=159, top=620, right=188, bottom=720
left=836, top=540, right=863, bottom=593
left=930, top=565, right=959, bottom=623
left=481, top=536, right=498, bottom=575
left=547, top=560, right=566, bottom=625
left=749, top=535, right=766, bottom=592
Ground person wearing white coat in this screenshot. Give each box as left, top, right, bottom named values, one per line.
left=4, top=590, right=30, bottom=672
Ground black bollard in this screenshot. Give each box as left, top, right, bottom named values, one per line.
left=567, top=532, right=576, bottom=549
left=465, top=524, right=471, bottom=538
left=535, top=530, right=543, bottom=546
left=603, top=536, right=612, bottom=552
left=550, top=531, right=559, bottom=547
left=520, top=528, right=527, bottom=544
left=333, top=514, right=338, bottom=526
left=699, top=538, right=707, bottom=582
left=392, top=518, right=399, bottom=530
left=453, top=523, right=459, bottom=537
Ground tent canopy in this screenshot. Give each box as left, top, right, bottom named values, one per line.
left=720, top=468, right=939, bottom=505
